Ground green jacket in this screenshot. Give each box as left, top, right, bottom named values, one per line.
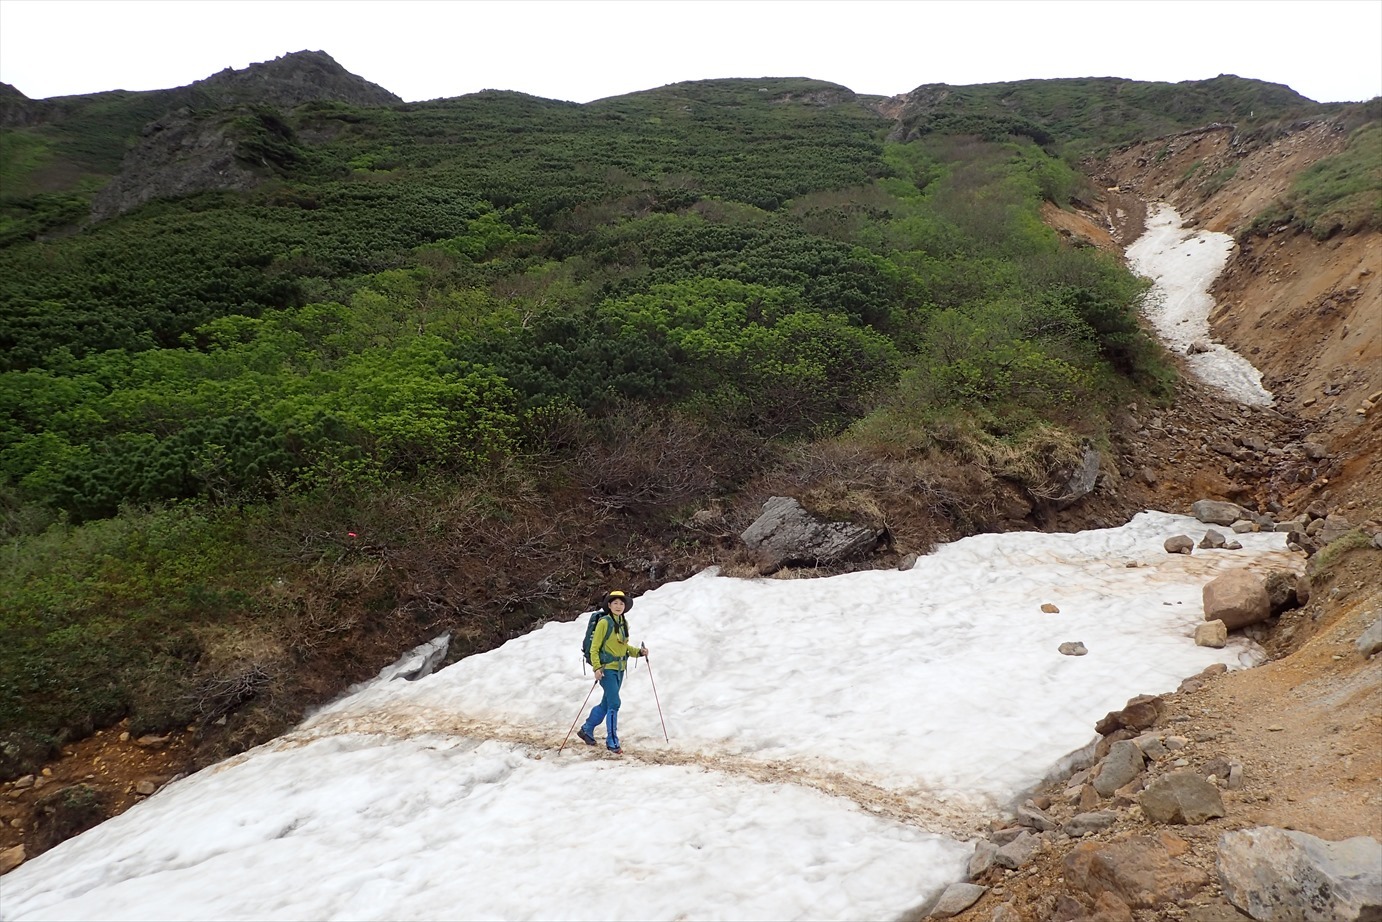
left=588, top=611, right=642, bottom=673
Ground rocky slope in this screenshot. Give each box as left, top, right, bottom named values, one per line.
left=933, top=116, right=1382, bottom=922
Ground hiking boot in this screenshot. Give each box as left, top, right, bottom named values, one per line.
left=576, top=728, right=596, bottom=746
left=606, top=744, right=622, bottom=754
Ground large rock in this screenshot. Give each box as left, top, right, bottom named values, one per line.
left=1164, top=535, right=1195, bottom=555
left=1203, top=570, right=1271, bottom=630
left=1262, top=570, right=1305, bottom=615
left=1093, top=740, right=1146, bottom=797
left=1358, top=616, right=1382, bottom=659
left=1096, top=695, right=1163, bottom=736
left=968, top=840, right=999, bottom=878
left=1138, top=771, right=1226, bottom=824
left=739, top=496, right=883, bottom=570
left=1217, top=827, right=1382, bottom=921
left=0, top=843, right=24, bottom=874
left=1320, top=513, right=1354, bottom=544
left=1065, top=811, right=1119, bottom=837
left=1065, top=832, right=1210, bottom=909
left=1051, top=446, right=1102, bottom=509
left=994, top=830, right=1040, bottom=869
left=1191, top=500, right=1251, bottom=527
left=928, top=882, right=988, bottom=918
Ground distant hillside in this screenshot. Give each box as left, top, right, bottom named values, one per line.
left=0, top=51, right=400, bottom=200
left=881, top=74, right=1327, bottom=149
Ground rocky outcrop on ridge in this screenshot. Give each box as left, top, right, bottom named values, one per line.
left=189, top=50, right=402, bottom=110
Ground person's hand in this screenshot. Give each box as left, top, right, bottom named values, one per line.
left=594, top=669, right=604, bottom=680
left=640, top=644, right=649, bottom=659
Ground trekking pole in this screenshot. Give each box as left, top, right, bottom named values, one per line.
left=645, top=658, right=669, bottom=743
left=558, top=677, right=601, bottom=754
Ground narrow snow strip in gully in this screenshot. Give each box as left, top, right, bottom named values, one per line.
left=1126, top=203, right=1274, bottom=406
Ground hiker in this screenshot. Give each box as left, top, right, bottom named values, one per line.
left=577, top=589, right=648, bottom=753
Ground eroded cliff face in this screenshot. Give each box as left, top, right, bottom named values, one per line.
left=1095, top=116, right=1381, bottom=515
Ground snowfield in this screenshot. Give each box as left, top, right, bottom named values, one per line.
left=1, top=512, right=1299, bottom=921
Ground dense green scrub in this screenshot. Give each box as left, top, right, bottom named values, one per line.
left=0, top=77, right=1171, bottom=770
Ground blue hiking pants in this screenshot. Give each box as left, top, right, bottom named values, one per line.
left=582, top=669, right=624, bottom=749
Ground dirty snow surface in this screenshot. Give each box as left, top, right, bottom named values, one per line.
left=1127, top=203, right=1275, bottom=406
left=0, top=512, right=1300, bottom=922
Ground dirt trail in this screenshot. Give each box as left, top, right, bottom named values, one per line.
left=255, top=706, right=993, bottom=842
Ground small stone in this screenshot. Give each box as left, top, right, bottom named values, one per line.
left=1016, top=802, right=1056, bottom=832
left=1195, top=620, right=1228, bottom=648
left=1040, top=603, right=1060, bottom=613
left=1134, top=733, right=1169, bottom=760
left=1065, top=810, right=1118, bottom=837
left=1164, top=535, right=1194, bottom=555
left=135, top=780, right=158, bottom=796
left=1199, top=529, right=1228, bottom=549
left=1059, top=641, right=1088, bottom=656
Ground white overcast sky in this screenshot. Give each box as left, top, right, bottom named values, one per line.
left=2, top=0, right=1380, bottom=105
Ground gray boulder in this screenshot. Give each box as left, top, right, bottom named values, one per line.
left=1191, top=500, right=1251, bottom=527
left=740, top=496, right=882, bottom=570
left=1262, top=570, right=1305, bottom=615
left=1093, top=740, right=1146, bottom=797
left=1065, top=810, right=1118, bottom=837
left=1321, top=513, right=1354, bottom=544
left=1357, top=617, right=1382, bottom=659
left=928, top=882, right=988, bottom=918
left=1016, top=801, right=1056, bottom=832
left=968, top=840, right=999, bottom=878
left=1051, top=446, right=1102, bottom=509
left=1138, top=771, right=1226, bottom=824
left=1217, top=827, right=1382, bottom=921
left=993, top=830, right=1040, bottom=869
left=1165, top=535, right=1195, bottom=555
left=1199, top=529, right=1228, bottom=549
